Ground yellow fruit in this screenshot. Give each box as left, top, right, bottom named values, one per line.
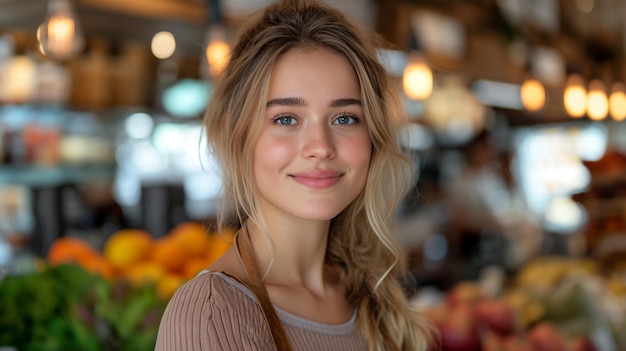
left=103, top=229, right=153, bottom=270
left=125, top=261, right=166, bottom=286
left=168, top=221, right=210, bottom=257
left=157, top=274, right=186, bottom=300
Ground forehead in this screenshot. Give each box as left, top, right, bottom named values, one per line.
left=267, top=46, right=361, bottom=100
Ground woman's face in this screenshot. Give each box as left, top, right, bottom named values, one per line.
left=252, top=47, right=372, bottom=223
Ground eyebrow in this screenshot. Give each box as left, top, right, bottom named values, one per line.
left=266, top=97, right=306, bottom=107
left=266, top=97, right=362, bottom=108
left=330, top=98, right=362, bottom=107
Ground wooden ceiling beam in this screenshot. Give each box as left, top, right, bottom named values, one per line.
left=77, top=0, right=207, bottom=24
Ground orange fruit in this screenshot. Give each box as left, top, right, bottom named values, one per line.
left=125, top=261, right=166, bottom=286
left=182, top=256, right=212, bottom=280
left=157, top=274, right=186, bottom=300
left=103, top=229, right=153, bottom=270
left=47, top=237, right=98, bottom=266
left=81, top=253, right=116, bottom=279
left=150, top=237, right=187, bottom=273
left=168, top=221, right=210, bottom=257
left=205, top=228, right=235, bottom=265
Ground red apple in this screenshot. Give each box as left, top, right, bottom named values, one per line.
left=435, top=302, right=482, bottom=351
left=570, top=336, right=597, bottom=351
left=482, top=330, right=506, bottom=351
left=475, top=298, right=517, bottom=336
left=528, top=322, right=567, bottom=351
left=503, top=334, right=534, bottom=351
left=446, top=281, right=483, bottom=307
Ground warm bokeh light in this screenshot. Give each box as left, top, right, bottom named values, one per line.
left=47, top=15, right=74, bottom=55
left=1, top=56, right=36, bottom=104
left=206, top=39, right=230, bottom=78
left=151, top=31, right=176, bottom=59
left=563, top=74, right=587, bottom=118
left=587, top=79, right=608, bottom=121
left=609, top=82, right=626, bottom=121
left=38, top=0, right=84, bottom=60
left=520, top=78, right=546, bottom=112
left=403, top=53, right=433, bottom=100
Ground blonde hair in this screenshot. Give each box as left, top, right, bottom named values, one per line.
left=204, top=0, right=433, bottom=349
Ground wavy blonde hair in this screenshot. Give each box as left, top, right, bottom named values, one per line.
left=204, top=0, right=432, bottom=350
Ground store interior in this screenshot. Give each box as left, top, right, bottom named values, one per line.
left=1, top=0, right=626, bottom=350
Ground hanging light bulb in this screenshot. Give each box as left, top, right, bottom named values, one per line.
left=205, top=25, right=230, bottom=79
left=563, top=74, right=587, bottom=118
left=403, top=52, right=433, bottom=100
left=609, top=82, right=626, bottom=121
left=520, top=78, right=546, bottom=112
left=151, top=31, right=176, bottom=60
left=37, top=0, right=84, bottom=61
left=587, top=79, right=608, bottom=120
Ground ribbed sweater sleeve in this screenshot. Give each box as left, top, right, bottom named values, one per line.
left=155, top=272, right=274, bottom=351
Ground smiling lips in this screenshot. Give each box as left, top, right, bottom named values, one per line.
left=290, top=170, right=344, bottom=189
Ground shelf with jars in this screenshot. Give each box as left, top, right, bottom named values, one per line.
left=0, top=104, right=117, bottom=186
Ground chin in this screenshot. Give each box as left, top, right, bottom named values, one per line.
left=294, top=210, right=343, bottom=222
left=290, top=204, right=347, bottom=222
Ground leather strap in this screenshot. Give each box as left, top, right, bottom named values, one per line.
left=235, top=224, right=294, bottom=351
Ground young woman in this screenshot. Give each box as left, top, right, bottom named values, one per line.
left=155, top=0, right=432, bottom=350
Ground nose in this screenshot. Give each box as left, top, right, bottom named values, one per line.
left=301, top=123, right=336, bottom=159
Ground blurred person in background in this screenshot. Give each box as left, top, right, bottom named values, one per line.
left=155, top=0, right=433, bottom=350
left=445, top=130, right=542, bottom=278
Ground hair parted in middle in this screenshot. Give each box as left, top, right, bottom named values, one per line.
left=204, top=1, right=432, bottom=350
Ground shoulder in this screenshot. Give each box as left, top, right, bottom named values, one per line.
left=160, top=271, right=257, bottom=320
left=155, top=271, right=273, bottom=351
left=165, top=271, right=241, bottom=310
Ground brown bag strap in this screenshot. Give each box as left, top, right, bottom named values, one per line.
left=234, top=225, right=294, bottom=351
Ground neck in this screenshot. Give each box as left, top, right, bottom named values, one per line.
left=244, top=217, right=332, bottom=290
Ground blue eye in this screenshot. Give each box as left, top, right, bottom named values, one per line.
left=273, top=115, right=298, bottom=125
left=333, top=114, right=359, bottom=125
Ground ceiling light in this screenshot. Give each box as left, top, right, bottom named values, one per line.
left=563, top=74, right=587, bottom=118
left=587, top=80, right=608, bottom=121
left=520, top=78, right=546, bottom=112
left=38, top=0, right=85, bottom=61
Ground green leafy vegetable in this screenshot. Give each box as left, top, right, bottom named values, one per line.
left=0, top=263, right=167, bottom=351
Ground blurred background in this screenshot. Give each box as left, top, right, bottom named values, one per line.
left=1, top=0, right=626, bottom=350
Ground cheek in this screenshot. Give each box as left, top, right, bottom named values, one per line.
left=346, top=136, right=373, bottom=172
left=253, top=135, right=296, bottom=174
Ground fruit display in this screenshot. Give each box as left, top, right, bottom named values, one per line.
left=419, top=256, right=626, bottom=351
left=574, top=148, right=626, bottom=255
left=0, top=221, right=234, bottom=351
left=48, top=221, right=235, bottom=300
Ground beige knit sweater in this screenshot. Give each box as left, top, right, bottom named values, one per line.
left=155, top=271, right=368, bottom=350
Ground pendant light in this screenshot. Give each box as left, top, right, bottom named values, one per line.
left=520, top=78, right=546, bottom=112
left=205, top=26, right=230, bottom=79
left=151, top=31, right=176, bottom=60
left=37, top=0, right=84, bottom=61
left=403, top=52, right=433, bottom=100
left=563, top=74, right=587, bottom=118
left=609, top=82, right=626, bottom=121
left=204, top=0, right=230, bottom=79
left=586, top=79, right=608, bottom=120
